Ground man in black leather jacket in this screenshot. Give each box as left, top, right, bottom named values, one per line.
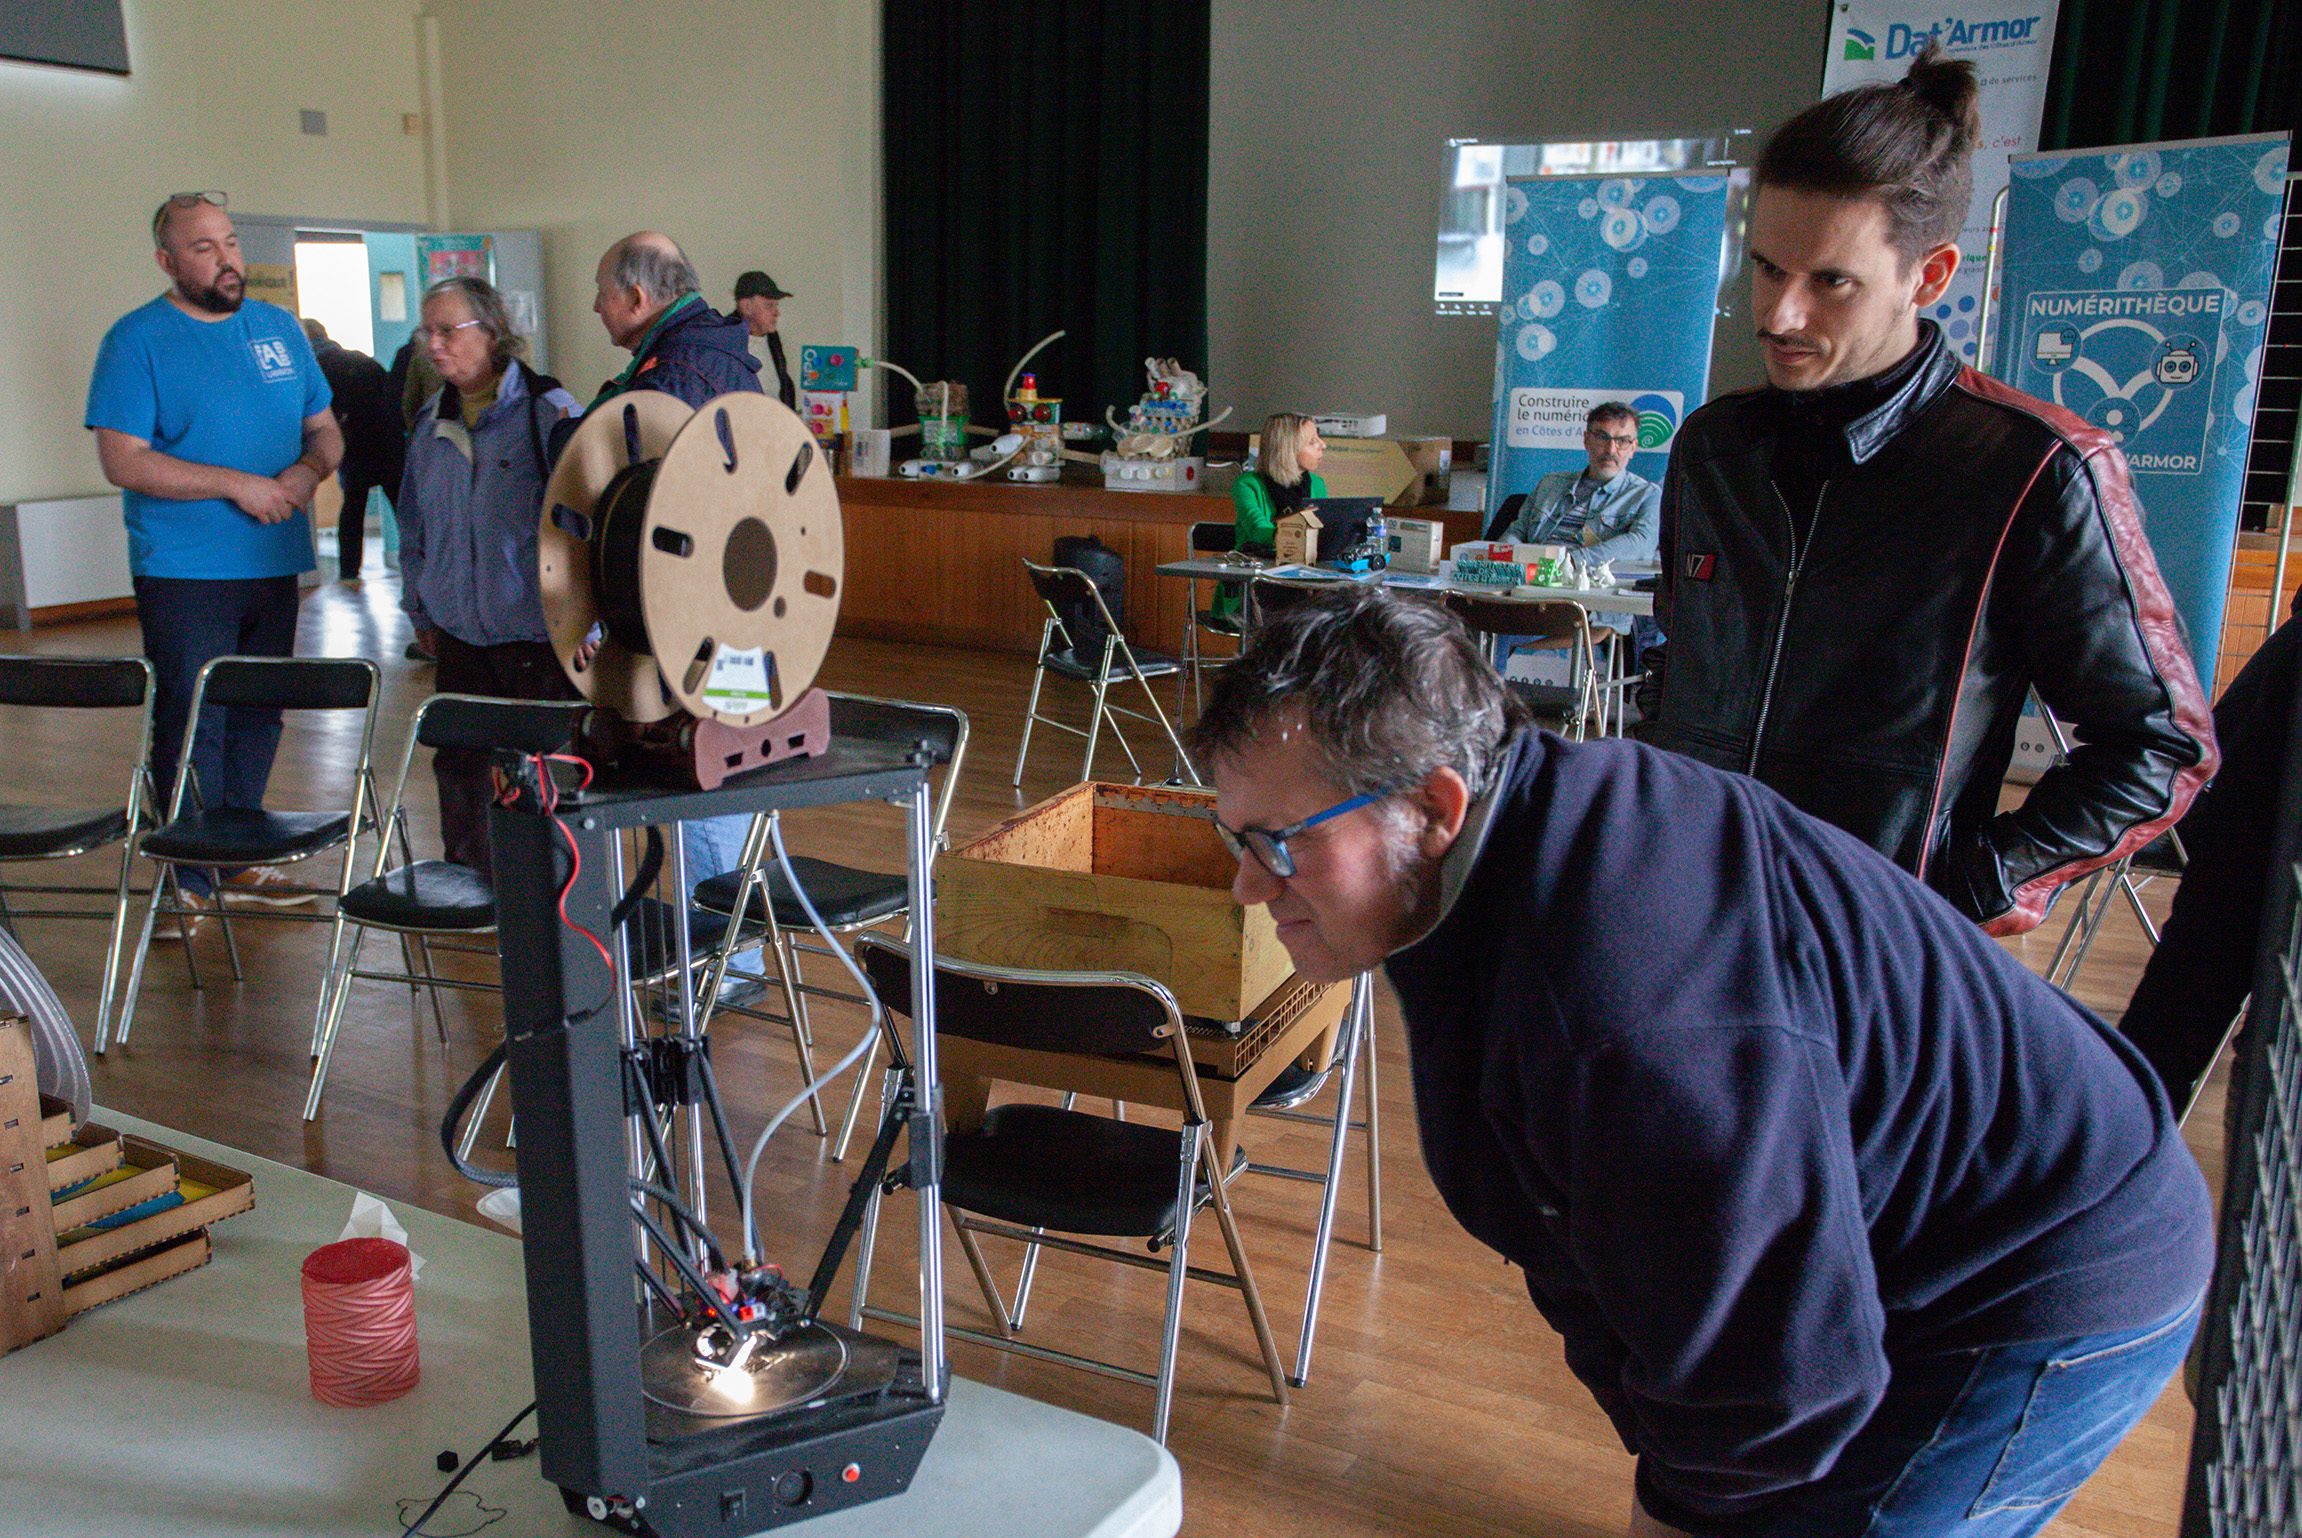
left=1655, top=49, right=2215, bottom=935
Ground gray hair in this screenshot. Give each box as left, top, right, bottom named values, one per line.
left=608, top=238, right=701, bottom=308
left=423, top=275, right=527, bottom=371
left=1586, top=400, right=1636, bottom=432
left=1187, top=586, right=1523, bottom=802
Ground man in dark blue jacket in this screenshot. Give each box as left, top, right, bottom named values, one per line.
left=585, top=230, right=768, bottom=1000
left=587, top=230, right=762, bottom=412
left=1189, top=586, right=2211, bottom=1538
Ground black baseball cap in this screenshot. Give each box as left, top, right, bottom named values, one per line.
left=734, top=271, right=792, bottom=301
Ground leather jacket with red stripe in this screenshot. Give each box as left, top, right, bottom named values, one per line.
left=1655, top=324, right=2217, bottom=934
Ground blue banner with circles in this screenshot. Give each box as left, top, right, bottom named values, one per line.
left=1487, top=173, right=1732, bottom=531
left=1996, top=133, right=2289, bottom=694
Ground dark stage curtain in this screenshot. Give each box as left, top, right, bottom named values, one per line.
left=882, top=0, right=1209, bottom=438
left=2040, top=0, right=2301, bottom=150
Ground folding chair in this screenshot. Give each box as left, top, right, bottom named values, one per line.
left=2033, top=697, right=2188, bottom=992
left=690, top=694, right=968, bottom=1158
left=306, top=695, right=589, bottom=1127
left=1445, top=590, right=1600, bottom=741
left=111, top=656, right=383, bottom=1065
left=850, top=936, right=1290, bottom=1444
left=0, top=656, right=157, bottom=1051
left=1013, top=559, right=1198, bottom=788
left=1179, top=520, right=1249, bottom=713
left=1228, top=971, right=1382, bottom=1385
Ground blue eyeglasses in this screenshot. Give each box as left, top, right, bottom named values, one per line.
left=1214, top=788, right=1400, bottom=879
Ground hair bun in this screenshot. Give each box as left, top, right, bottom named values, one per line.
left=1903, top=40, right=1982, bottom=148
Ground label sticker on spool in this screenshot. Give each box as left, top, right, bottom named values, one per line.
left=701, top=646, right=777, bottom=713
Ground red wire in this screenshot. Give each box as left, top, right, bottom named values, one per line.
left=529, top=752, right=613, bottom=973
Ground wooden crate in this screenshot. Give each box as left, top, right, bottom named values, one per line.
left=46, top=1122, right=124, bottom=1197
left=54, top=1144, right=253, bottom=1282
left=4, top=1020, right=254, bottom=1352
left=938, top=781, right=1288, bottom=1023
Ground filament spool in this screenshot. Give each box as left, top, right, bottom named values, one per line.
left=538, top=392, right=843, bottom=724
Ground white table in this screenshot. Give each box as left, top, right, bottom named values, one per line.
left=0, top=1114, right=1181, bottom=1538
left=1152, top=555, right=1655, bottom=616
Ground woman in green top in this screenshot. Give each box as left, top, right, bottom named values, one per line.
left=1218, top=412, right=1328, bottom=619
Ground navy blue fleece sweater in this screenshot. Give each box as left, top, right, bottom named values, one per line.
left=1384, top=729, right=2211, bottom=1533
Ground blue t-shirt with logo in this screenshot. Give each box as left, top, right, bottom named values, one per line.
left=84, top=295, right=330, bottom=578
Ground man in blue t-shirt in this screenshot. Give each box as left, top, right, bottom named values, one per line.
left=86, top=193, right=343, bottom=916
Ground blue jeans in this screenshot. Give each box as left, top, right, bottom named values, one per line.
left=133, top=574, right=302, bottom=895
left=679, top=813, right=764, bottom=978
left=1659, top=1292, right=2203, bottom=1536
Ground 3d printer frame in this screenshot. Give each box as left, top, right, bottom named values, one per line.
left=487, top=736, right=951, bottom=1535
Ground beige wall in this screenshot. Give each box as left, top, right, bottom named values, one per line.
left=1208, top=0, right=1827, bottom=441
left=18, top=0, right=1824, bottom=502
left=424, top=0, right=882, bottom=418
left=2, top=0, right=429, bottom=504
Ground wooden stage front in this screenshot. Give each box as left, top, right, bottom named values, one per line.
left=832, top=474, right=1485, bottom=659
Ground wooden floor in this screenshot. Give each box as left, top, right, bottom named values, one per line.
left=0, top=574, right=2224, bottom=1538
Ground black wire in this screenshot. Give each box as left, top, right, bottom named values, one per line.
left=695, top=1046, right=750, bottom=1207
left=400, top=1401, right=536, bottom=1537
left=439, top=1041, right=517, bottom=1188
left=610, top=824, right=664, bottom=932
left=630, top=1177, right=724, bottom=1269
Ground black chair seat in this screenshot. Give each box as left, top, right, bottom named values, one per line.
left=1194, top=610, right=1244, bottom=636
left=693, top=858, right=908, bottom=930
left=2130, top=831, right=2184, bottom=876
left=1505, top=680, right=1585, bottom=716
left=945, top=1102, right=1231, bottom=1237
left=1043, top=647, right=1183, bottom=682
left=0, top=804, right=137, bottom=860
left=339, top=861, right=496, bottom=931
left=623, top=895, right=768, bottom=978
left=140, top=807, right=352, bottom=865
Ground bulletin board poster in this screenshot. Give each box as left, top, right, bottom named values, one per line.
left=243, top=263, right=298, bottom=314
left=1487, top=172, right=1731, bottom=525
left=1822, top=1, right=2062, bottom=364
left=1996, top=133, right=2289, bottom=694
left=417, top=234, right=494, bottom=287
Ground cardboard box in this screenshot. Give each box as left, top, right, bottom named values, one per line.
left=54, top=1144, right=253, bottom=1282
left=1275, top=508, right=1323, bottom=566
left=62, top=1229, right=211, bottom=1318
left=849, top=426, right=892, bottom=478
left=938, top=781, right=1291, bottom=1024
left=1398, top=437, right=1453, bottom=506
left=1450, top=540, right=1557, bottom=567
left=46, top=1121, right=124, bottom=1198
left=38, top=1092, right=74, bottom=1148
left=1386, top=517, right=1445, bottom=574
left=48, top=1138, right=179, bottom=1232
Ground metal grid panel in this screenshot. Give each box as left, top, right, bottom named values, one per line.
left=2187, top=662, right=2302, bottom=1536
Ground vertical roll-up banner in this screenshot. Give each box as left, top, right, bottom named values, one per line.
left=1487, top=173, right=1732, bottom=527
left=1996, top=134, right=2290, bottom=695
left=1821, top=2, right=2062, bottom=365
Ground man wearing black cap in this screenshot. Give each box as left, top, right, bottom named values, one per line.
left=734, top=271, right=795, bottom=410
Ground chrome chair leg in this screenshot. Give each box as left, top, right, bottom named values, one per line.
left=1292, top=980, right=1369, bottom=1385
left=1012, top=619, right=1058, bottom=786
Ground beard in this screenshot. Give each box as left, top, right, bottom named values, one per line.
left=179, top=268, right=244, bottom=315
